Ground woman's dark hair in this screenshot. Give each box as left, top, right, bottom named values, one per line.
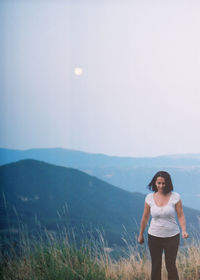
left=148, top=171, right=173, bottom=194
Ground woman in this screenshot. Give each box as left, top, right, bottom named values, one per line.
left=138, top=171, right=189, bottom=280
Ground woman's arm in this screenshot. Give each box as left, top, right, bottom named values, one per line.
left=138, top=202, right=150, bottom=244
left=175, top=200, right=189, bottom=239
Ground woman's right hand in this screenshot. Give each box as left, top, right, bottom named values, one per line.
left=138, top=234, right=144, bottom=244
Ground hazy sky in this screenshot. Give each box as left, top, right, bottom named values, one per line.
left=1, top=0, right=200, bottom=157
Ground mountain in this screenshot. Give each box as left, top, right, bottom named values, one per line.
left=0, top=160, right=144, bottom=246
left=0, top=160, right=200, bottom=247
left=1, top=148, right=200, bottom=168
left=1, top=148, right=200, bottom=210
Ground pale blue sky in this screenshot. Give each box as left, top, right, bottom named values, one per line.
left=1, top=0, right=200, bottom=157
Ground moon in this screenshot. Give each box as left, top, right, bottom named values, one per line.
left=74, top=67, right=83, bottom=76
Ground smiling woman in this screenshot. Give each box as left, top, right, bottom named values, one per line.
left=138, top=171, right=189, bottom=280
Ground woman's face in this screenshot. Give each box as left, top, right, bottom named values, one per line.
left=155, top=176, right=166, bottom=192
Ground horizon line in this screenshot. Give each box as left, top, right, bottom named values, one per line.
left=1, top=146, right=200, bottom=159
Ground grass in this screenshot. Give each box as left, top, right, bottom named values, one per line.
left=1, top=197, right=200, bottom=279
left=1, top=226, right=200, bottom=280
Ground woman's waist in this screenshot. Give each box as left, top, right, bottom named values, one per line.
left=149, top=219, right=179, bottom=230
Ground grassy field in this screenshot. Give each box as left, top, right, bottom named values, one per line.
left=1, top=227, right=200, bottom=280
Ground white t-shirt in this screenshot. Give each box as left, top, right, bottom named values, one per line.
left=145, top=191, right=181, bottom=238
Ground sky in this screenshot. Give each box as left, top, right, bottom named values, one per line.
left=1, top=0, right=200, bottom=157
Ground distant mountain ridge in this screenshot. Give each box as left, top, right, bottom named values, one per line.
left=1, top=148, right=200, bottom=210
left=0, top=159, right=200, bottom=247
left=1, top=148, right=200, bottom=168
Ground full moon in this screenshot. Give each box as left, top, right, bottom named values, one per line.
left=74, top=67, right=83, bottom=76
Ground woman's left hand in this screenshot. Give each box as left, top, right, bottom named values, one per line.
left=182, top=231, right=189, bottom=239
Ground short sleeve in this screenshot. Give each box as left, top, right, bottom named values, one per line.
left=172, top=192, right=181, bottom=204
left=145, top=193, right=153, bottom=207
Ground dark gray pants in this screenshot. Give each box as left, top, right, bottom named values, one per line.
left=148, top=233, right=180, bottom=280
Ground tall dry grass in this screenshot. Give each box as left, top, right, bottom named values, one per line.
left=1, top=225, right=200, bottom=280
